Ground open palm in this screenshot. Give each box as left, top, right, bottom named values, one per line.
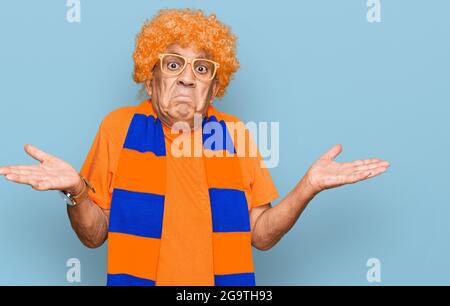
left=0, top=144, right=80, bottom=192
left=305, top=144, right=390, bottom=194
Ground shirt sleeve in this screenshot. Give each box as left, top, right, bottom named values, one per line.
left=248, top=153, right=279, bottom=208
left=78, top=121, right=114, bottom=210
left=239, top=126, right=279, bottom=208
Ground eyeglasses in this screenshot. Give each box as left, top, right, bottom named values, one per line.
left=158, top=53, right=220, bottom=81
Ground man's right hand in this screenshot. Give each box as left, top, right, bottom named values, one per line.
left=0, top=144, right=82, bottom=194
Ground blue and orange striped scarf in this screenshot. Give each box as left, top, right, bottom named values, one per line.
left=106, top=100, right=255, bottom=286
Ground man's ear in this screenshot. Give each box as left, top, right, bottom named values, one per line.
left=210, top=80, right=219, bottom=102
left=144, top=79, right=152, bottom=97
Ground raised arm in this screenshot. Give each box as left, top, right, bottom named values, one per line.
left=0, top=144, right=108, bottom=248
left=251, top=144, right=390, bottom=251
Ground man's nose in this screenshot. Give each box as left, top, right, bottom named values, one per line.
left=176, top=64, right=196, bottom=87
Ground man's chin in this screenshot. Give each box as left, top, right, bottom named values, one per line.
left=170, top=108, right=195, bottom=126
left=175, top=106, right=193, bottom=118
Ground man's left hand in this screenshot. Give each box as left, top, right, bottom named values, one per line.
left=304, top=144, right=390, bottom=195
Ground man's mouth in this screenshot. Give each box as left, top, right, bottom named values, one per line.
left=175, top=95, right=192, bottom=101
left=173, top=94, right=193, bottom=103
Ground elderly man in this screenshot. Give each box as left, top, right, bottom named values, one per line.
left=0, top=9, right=389, bottom=286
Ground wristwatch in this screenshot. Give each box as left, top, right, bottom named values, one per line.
left=59, top=175, right=96, bottom=206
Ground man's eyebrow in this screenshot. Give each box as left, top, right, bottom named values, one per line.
left=167, top=51, right=209, bottom=58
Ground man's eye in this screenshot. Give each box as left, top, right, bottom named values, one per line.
left=196, top=65, right=208, bottom=74
left=167, top=62, right=181, bottom=70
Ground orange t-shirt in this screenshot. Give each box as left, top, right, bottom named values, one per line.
left=79, top=103, right=279, bottom=285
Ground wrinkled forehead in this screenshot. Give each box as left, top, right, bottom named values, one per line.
left=165, top=43, right=211, bottom=59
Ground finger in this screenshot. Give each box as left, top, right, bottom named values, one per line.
left=346, top=166, right=389, bottom=184
left=354, top=160, right=390, bottom=172
left=345, top=170, right=373, bottom=184
left=349, top=158, right=382, bottom=167
left=24, top=144, right=53, bottom=163
left=319, top=144, right=343, bottom=161
left=0, top=166, right=11, bottom=175
left=0, top=165, right=45, bottom=175
left=365, top=166, right=389, bottom=178
left=5, top=173, right=48, bottom=185
left=338, top=158, right=380, bottom=169
left=3, top=167, right=44, bottom=176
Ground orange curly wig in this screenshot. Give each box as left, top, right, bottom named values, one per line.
left=133, top=8, right=240, bottom=98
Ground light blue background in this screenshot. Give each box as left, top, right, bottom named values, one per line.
left=0, top=0, right=449, bottom=285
